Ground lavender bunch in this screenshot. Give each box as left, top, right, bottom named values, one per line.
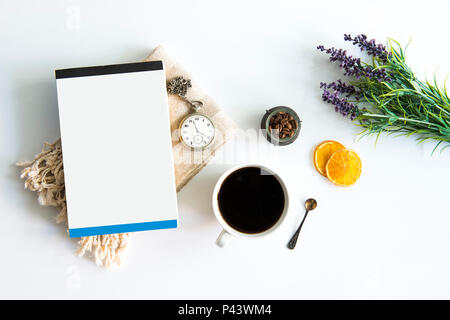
left=317, top=34, right=450, bottom=152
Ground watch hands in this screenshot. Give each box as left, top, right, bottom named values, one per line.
left=192, top=122, right=200, bottom=133
left=192, top=121, right=211, bottom=138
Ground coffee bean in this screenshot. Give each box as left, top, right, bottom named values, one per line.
left=291, top=120, right=297, bottom=129
left=268, top=111, right=298, bottom=140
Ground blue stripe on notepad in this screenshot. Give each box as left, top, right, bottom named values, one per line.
left=68, top=219, right=178, bottom=237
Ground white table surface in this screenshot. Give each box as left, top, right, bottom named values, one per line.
left=1, top=0, right=450, bottom=299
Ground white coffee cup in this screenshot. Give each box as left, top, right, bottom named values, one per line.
left=212, top=163, right=289, bottom=247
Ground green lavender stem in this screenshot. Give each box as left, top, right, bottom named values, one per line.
left=360, top=113, right=442, bottom=128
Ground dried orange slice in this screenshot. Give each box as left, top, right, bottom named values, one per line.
left=313, top=140, right=345, bottom=177
left=326, top=149, right=362, bottom=187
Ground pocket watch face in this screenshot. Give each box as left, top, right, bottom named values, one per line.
left=180, top=114, right=215, bottom=149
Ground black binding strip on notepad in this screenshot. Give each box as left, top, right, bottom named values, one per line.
left=55, top=60, right=163, bottom=79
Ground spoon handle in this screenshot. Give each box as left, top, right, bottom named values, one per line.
left=287, top=210, right=309, bottom=250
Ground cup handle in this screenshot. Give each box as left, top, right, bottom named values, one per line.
left=216, top=229, right=232, bottom=248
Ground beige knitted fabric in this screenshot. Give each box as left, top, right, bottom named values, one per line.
left=17, top=46, right=237, bottom=268
left=17, top=140, right=129, bottom=269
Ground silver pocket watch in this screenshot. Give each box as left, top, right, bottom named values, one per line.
left=167, top=77, right=216, bottom=150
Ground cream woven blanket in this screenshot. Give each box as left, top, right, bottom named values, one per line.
left=17, top=46, right=237, bottom=268
left=147, top=46, right=237, bottom=189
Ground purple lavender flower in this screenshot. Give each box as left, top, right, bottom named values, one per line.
left=317, top=44, right=391, bottom=82
left=363, top=66, right=391, bottom=82
left=321, top=79, right=360, bottom=99
left=317, top=45, right=362, bottom=78
left=344, top=33, right=390, bottom=62
left=320, top=83, right=359, bottom=120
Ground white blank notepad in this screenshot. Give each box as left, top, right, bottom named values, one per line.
left=55, top=61, right=178, bottom=237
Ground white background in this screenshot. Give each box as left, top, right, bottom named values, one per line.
left=1, top=0, right=450, bottom=299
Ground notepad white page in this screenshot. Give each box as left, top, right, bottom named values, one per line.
left=56, top=62, right=178, bottom=237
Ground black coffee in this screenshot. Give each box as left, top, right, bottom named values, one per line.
left=217, top=166, right=285, bottom=234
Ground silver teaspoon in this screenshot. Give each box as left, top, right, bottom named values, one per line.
left=287, top=198, right=317, bottom=250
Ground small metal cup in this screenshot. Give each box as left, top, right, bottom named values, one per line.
left=261, top=106, right=301, bottom=146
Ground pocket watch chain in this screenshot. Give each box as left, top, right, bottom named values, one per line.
left=167, top=76, right=203, bottom=112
